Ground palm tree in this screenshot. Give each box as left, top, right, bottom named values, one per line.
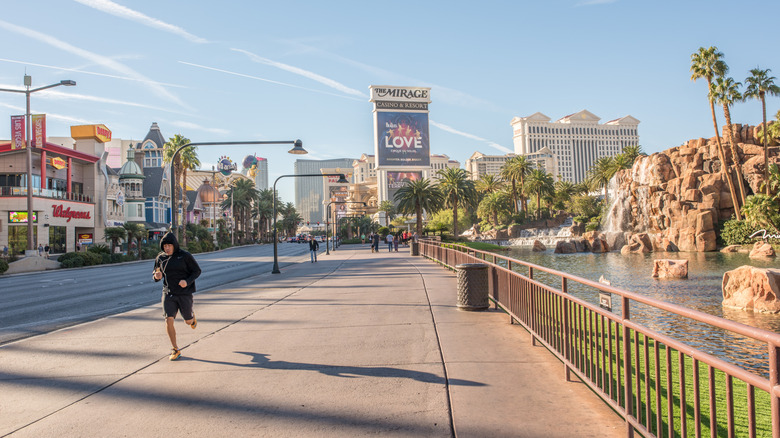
left=163, top=134, right=192, bottom=238
left=476, top=174, right=504, bottom=195
left=123, top=222, right=146, bottom=260
left=760, top=163, right=780, bottom=201
left=690, top=47, right=742, bottom=220
left=436, top=167, right=478, bottom=238
left=524, top=169, right=555, bottom=219
left=378, top=200, right=396, bottom=222
left=178, top=146, right=200, bottom=244
left=233, top=178, right=259, bottom=243
left=741, top=194, right=780, bottom=233
left=394, top=178, right=443, bottom=236
left=500, top=155, right=532, bottom=213
left=553, top=180, right=577, bottom=209
left=104, top=227, right=127, bottom=254
left=477, top=191, right=512, bottom=226
left=622, top=144, right=645, bottom=163
left=744, top=67, right=780, bottom=196
left=254, top=189, right=275, bottom=243
left=587, top=156, right=616, bottom=203
left=711, top=76, right=747, bottom=206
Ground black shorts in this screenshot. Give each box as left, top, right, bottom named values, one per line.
left=162, top=293, right=194, bottom=320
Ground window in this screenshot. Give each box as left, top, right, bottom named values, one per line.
left=48, top=226, right=67, bottom=253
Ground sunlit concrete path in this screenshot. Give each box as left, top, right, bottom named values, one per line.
left=0, top=244, right=624, bottom=437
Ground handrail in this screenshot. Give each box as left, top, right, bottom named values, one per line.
left=421, top=240, right=780, bottom=438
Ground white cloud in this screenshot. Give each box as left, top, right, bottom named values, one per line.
left=0, top=20, right=186, bottom=107
left=0, top=102, right=93, bottom=124
left=72, top=0, right=208, bottom=43
left=430, top=120, right=513, bottom=154
left=168, top=121, right=230, bottom=135
left=232, top=48, right=367, bottom=98
left=576, top=0, right=618, bottom=6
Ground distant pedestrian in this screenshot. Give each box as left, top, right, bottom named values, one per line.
left=394, top=234, right=399, bottom=252
left=38, top=244, right=43, bottom=256
left=386, top=233, right=394, bottom=252
left=372, top=233, right=380, bottom=253
left=308, top=236, right=319, bottom=263
left=2, top=245, right=7, bottom=258
left=76, top=243, right=81, bottom=252
left=361, top=234, right=366, bottom=244
left=153, top=232, right=201, bottom=361
left=44, top=244, right=50, bottom=259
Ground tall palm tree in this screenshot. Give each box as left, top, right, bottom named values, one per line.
left=690, top=47, right=741, bottom=220
left=587, top=156, right=617, bottom=203
left=524, top=169, right=555, bottom=219
left=123, top=222, right=146, bottom=260
left=744, top=67, right=780, bottom=196
left=553, top=180, right=577, bottom=209
left=104, top=226, right=127, bottom=254
left=476, top=174, right=504, bottom=195
left=477, top=191, right=512, bottom=226
left=436, top=167, right=478, bottom=238
left=162, top=134, right=192, bottom=238
left=254, top=189, right=275, bottom=243
left=622, top=144, right=645, bottom=163
left=378, top=200, right=396, bottom=222
left=711, top=76, right=747, bottom=206
left=178, top=146, right=200, bottom=244
left=500, top=155, right=532, bottom=213
left=394, top=178, right=444, bottom=236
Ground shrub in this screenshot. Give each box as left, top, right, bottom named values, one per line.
left=88, top=244, right=110, bottom=255
left=719, top=219, right=759, bottom=246
left=573, top=215, right=588, bottom=224
left=378, top=226, right=390, bottom=236
left=81, top=251, right=102, bottom=266
left=0, top=258, right=8, bottom=274
left=187, top=241, right=202, bottom=254
left=110, top=253, right=124, bottom=264
left=58, top=252, right=84, bottom=268
left=101, top=254, right=112, bottom=264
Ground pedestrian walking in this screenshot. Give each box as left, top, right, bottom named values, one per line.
left=308, top=235, right=319, bottom=262
left=393, top=233, right=399, bottom=252
left=152, top=232, right=201, bottom=361
left=76, top=243, right=81, bottom=252
left=2, top=245, right=7, bottom=258
left=38, top=244, right=43, bottom=256
left=386, top=233, right=394, bottom=252
left=44, top=244, right=50, bottom=259
left=372, top=233, right=380, bottom=253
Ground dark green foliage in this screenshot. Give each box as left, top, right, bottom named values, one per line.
left=88, top=244, right=110, bottom=255
left=110, top=254, right=124, bottom=264
left=58, top=252, right=84, bottom=268
left=719, top=219, right=759, bottom=245
left=0, top=258, right=8, bottom=274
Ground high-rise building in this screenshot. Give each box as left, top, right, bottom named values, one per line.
left=429, top=154, right=460, bottom=180
left=465, top=151, right=516, bottom=180
left=294, top=158, right=355, bottom=223
left=510, top=110, right=639, bottom=183
left=255, top=157, right=268, bottom=191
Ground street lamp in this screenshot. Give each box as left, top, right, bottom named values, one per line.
left=325, top=201, right=366, bottom=255
left=272, top=173, right=348, bottom=274
left=0, top=76, right=76, bottom=253
left=169, top=140, right=306, bottom=238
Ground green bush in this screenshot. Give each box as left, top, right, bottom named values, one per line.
left=719, top=219, right=759, bottom=246
left=110, top=253, right=124, bottom=264
left=378, top=226, right=389, bottom=236
left=88, top=244, right=110, bottom=254
left=58, top=252, right=84, bottom=268
left=81, top=251, right=102, bottom=266
left=573, top=215, right=588, bottom=224
left=0, top=258, right=8, bottom=274
left=187, top=241, right=202, bottom=254
left=101, top=253, right=111, bottom=264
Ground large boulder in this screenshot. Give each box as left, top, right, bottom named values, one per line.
left=554, top=241, right=576, bottom=254
left=532, top=240, right=547, bottom=252
left=652, top=259, right=689, bottom=279
left=722, top=266, right=780, bottom=313
left=749, top=241, right=777, bottom=259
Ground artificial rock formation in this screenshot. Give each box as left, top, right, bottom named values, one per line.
left=603, top=127, right=779, bottom=252
left=652, top=259, right=689, bottom=279
left=722, top=266, right=780, bottom=313
left=749, top=241, right=777, bottom=259
left=532, top=240, right=547, bottom=252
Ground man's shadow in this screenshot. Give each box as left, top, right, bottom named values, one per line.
left=191, top=351, right=486, bottom=387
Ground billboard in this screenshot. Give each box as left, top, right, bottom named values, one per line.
left=387, top=171, right=422, bottom=203
left=376, top=112, right=430, bottom=167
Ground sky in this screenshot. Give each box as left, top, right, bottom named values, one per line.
left=1, top=0, right=779, bottom=203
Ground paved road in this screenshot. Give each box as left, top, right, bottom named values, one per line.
left=0, top=242, right=313, bottom=344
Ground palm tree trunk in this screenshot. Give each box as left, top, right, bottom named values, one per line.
left=723, top=104, right=747, bottom=205
left=416, top=204, right=423, bottom=236
left=182, top=168, right=189, bottom=246
left=511, top=180, right=519, bottom=213
left=519, top=176, right=526, bottom=214
left=452, top=199, right=459, bottom=238
left=762, top=95, right=769, bottom=195
left=708, top=95, right=742, bottom=220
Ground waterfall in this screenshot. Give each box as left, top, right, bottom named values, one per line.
left=509, top=217, right=574, bottom=247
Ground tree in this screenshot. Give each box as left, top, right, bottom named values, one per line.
left=394, top=178, right=444, bottom=236
left=254, top=189, right=276, bottom=243
left=123, top=222, right=146, bottom=260
left=622, top=144, right=645, bottom=164
left=741, top=194, right=780, bottom=233
left=477, top=191, right=512, bottom=226
left=500, top=155, right=532, bottom=213
left=760, top=163, right=780, bottom=201
left=586, top=156, right=616, bottom=203
left=178, top=145, right=200, bottom=245
left=744, top=67, right=780, bottom=196
left=436, top=167, right=478, bottom=238
left=163, top=134, right=192, bottom=238
left=524, top=169, right=555, bottom=218
left=710, top=76, right=747, bottom=205
left=553, top=180, right=577, bottom=210
left=690, top=47, right=741, bottom=220
left=231, top=178, right=259, bottom=243
left=378, top=200, right=396, bottom=222
left=104, top=227, right=127, bottom=254
left=475, top=174, right=504, bottom=195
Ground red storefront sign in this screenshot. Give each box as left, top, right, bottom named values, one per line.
left=52, top=204, right=91, bottom=222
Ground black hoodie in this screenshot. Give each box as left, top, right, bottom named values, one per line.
left=153, top=232, right=201, bottom=295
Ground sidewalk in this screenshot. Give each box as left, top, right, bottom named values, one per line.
left=0, top=244, right=624, bottom=437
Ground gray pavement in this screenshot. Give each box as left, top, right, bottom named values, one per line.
left=0, top=244, right=625, bottom=437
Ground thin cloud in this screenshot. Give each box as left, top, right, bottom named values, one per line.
left=178, top=61, right=363, bottom=101
left=430, top=120, right=513, bottom=154
left=0, top=20, right=186, bottom=107
left=168, top=121, right=230, bottom=135
left=38, top=88, right=192, bottom=115
left=72, top=0, right=208, bottom=43
left=0, top=57, right=187, bottom=88
left=576, top=0, right=618, bottom=5
left=231, top=48, right=367, bottom=98
left=0, top=102, right=93, bottom=124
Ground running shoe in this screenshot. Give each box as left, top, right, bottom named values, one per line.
left=190, top=318, right=197, bottom=329
left=169, top=349, right=181, bottom=361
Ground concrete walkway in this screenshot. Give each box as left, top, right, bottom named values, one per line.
left=0, top=244, right=625, bottom=437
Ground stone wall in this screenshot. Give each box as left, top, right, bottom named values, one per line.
left=603, top=126, right=779, bottom=252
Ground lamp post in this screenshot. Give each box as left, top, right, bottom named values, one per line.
left=169, top=140, right=306, bottom=238
left=272, top=173, right=348, bottom=274
left=325, top=201, right=366, bottom=254
left=0, top=76, right=76, bottom=253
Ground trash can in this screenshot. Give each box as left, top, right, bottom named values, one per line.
left=410, top=241, right=419, bottom=256
left=455, top=263, right=489, bottom=311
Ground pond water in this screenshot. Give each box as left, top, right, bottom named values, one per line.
left=503, top=246, right=780, bottom=377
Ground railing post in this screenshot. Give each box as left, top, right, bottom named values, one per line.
left=562, top=277, right=571, bottom=382
left=622, top=296, right=634, bottom=437
left=770, top=343, right=780, bottom=438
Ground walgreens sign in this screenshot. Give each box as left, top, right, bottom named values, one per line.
left=52, top=204, right=91, bottom=222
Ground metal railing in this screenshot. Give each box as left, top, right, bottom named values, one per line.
left=0, top=186, right=92, bottom=203
left=420, top=240, right=780, bottom=438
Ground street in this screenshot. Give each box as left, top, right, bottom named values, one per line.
left=0, top=242, right=312, bottom=345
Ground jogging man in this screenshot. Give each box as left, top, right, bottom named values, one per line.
left=153, top=232, right=201, bottom=360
